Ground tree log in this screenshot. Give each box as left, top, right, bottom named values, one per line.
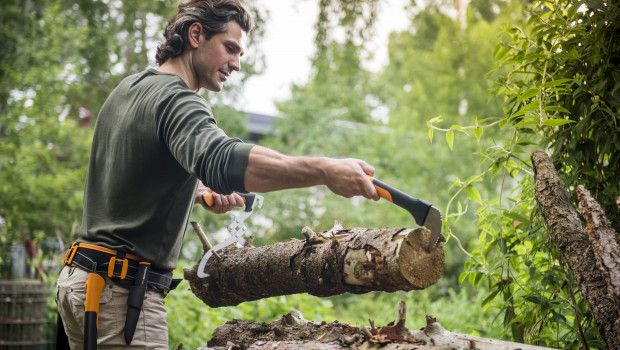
left=184, top=227, right=444, bottom=307
left=531, top=150, right=619, bottom=349
left=198, top=305, right=557, bottom=350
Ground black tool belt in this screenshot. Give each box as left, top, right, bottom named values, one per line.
left=63, top=242, right=182, bottom=292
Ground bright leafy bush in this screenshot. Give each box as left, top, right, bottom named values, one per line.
left=430, top=0, right=619, bottom=347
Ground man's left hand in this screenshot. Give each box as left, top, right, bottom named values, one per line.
left=195, top=183, right=244, bottom=214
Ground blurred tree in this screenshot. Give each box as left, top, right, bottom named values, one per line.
left=256, top=0, right=384, bottom=245
left=0, top=1, right=104, bottom=278
left=0, top=0, right=265, bottom=278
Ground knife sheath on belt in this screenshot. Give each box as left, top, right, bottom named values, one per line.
left=125, top=262, right=150, bottom=345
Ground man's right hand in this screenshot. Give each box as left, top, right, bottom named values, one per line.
left=322, top=158, right=379, bottom=200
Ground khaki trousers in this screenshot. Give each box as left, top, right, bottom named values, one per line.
left=56, top=266, right=169, bottom=349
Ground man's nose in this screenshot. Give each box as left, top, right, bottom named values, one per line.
left=230, top=55, right=241, bottom=72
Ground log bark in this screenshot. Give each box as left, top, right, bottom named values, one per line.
left=198, top=306, right=557, bottom=350
left=531, top=150, right=620, bottom=350
left=184, top=227, right=444, bottom=308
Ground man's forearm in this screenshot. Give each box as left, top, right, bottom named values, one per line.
left=243, top=145, right=328, bottom=192
left=243, top=145, right=379, bottom=200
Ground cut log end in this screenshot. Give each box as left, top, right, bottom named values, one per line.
left=399, top=228, right=445, bottom=289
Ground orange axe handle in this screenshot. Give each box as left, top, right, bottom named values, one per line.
left=84, top=272, right=105, bottom=350
left=201, top=192, right=257, bottom=212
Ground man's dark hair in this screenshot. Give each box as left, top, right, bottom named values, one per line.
left=155, top=0, right=253, bottom=65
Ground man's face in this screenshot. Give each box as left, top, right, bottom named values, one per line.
left=193, top=21, right=247, bottom=92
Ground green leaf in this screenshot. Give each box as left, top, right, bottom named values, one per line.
left=542, top=119, right=575, bottom=126
left=567, top=2, right=579, bottom=18
left=510, top=101, right=539, bottom=120
left=427, top=116, right=443, bottom=125
left=541, top=78, right=572, bottom=88
left=510, top=108, right=527, bottom=119
left=512, top=120, right=540, bottom=128
left=428, top=127, right=434, bottom=143
left=585, top=0, right=605, bottom=11
left=458, top=272, right=468, bottom=285
left=526, top=14, right=541, bottom=27
left=474, top=126, right=483, bottom=142
left=446, top=130, right=454, bottom=150
left=466, top=185, right=482, bottom=204
left=524, top=294, right=544, bottom=305
left=474, top=271, right=484, bottom=287
left=520, top=88, right=540, bottom=101
left=482, top=289, right=501, bottom=308
left=495, top=45, right=511, bottom=61
left=543, top=106, right=570, bottom=113
left=549, top=19, right=566, bottom=27
left=503, top=211, right=531, bottom=224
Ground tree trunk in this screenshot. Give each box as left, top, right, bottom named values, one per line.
left=184, top=227, right=444, bottom=308
left=576, top=184, right=620, bottom=344
left=531, top=150, right=620, bottom=349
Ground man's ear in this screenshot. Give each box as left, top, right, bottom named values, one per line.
left=188, top=22, right=203, bottom=49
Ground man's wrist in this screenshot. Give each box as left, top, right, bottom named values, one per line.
left=303, top=156, right=330, bottom=186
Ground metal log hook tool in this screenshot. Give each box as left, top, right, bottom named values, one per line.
left=195, top=192, right=264, bottom=278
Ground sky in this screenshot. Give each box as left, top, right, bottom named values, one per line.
left=239, top=0, right=410, bottom=116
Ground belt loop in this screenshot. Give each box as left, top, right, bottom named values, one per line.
left=108, top=251, right=129, bottom=279
left=63, top=242, right=79, bottom=267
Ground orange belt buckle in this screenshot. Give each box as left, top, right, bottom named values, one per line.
left=108, top=256, right=129, bottom=279
left=63, top=242, right=79, bottom=267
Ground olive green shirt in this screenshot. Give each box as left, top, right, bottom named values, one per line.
left=78, top=69, right=254, bottom=270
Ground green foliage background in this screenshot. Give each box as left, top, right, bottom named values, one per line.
left=1, top=0, right=618, bottom=349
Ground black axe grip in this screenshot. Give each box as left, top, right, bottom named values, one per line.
left=371, top=177, right=431, bottom=227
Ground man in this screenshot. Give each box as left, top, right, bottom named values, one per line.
left=56, top=0, right=378, bottom=348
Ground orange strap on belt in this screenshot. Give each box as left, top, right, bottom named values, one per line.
left=63, top=242, right=143, bottom=267
left=63, top=242, right=146, bottom=280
